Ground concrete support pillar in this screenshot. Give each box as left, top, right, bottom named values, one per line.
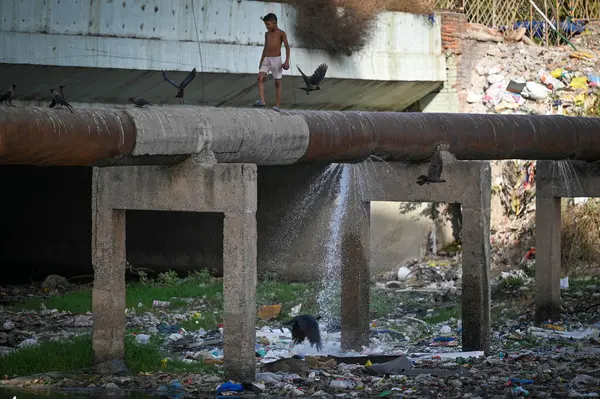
left=362, top=160, right=491, bottom=353
left=91, top=172, right=127, bottom=362
left=223, top=212, right=257, bottom=381
left=460, top=185, right=491, bottom=353
left=341, top=201, right=371, bottom=351
left=91, top=162, right=257, bottom=381
left=534, top=196, right=562, bottom=323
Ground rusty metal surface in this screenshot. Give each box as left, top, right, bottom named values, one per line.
left=2, top=106, right=600, bottom=166
left=0, top=107, right=135, bottom=166
left=295, top=111, right=600, bottom=163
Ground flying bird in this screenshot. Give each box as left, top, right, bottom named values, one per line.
left=161, top=68, right=196, bottom=104
left=49, top=85, right=66, bottom=108
left=0, top=84, right=16, bottom=106
left=297, top=63, right=328, bottom=95
left=128, top=97, right=152, bottom=107
left=50, top=88, right=74, bottom=113
left=416, top=144, right=450, bottom=186
left=284, top=314, right=323, bottom=351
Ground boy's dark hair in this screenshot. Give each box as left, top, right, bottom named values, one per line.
left=262, top=13, right=277, bottom=23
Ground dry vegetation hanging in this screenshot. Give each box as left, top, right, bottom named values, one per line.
left=561, top=199, right=600, bottom=271
left=281, top=0, right=435, bottom=56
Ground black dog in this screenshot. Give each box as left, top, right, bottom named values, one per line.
left=284, top=314, right=323, bottom=351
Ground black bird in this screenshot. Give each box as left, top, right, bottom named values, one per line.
left=297, top=63, right=328, bottom=95
left=128, top=97, right=152, bottom=107
left=49, top=85, right=66, bottom=108
left=0, top=84, right=16, bottom=106
left=284, top=314, right=323, bottom=351
left=417, top=144, right=450, bottom=186
left=161, top=68, right=196, bottom=104
left=50, top=88, right=74, bottom=113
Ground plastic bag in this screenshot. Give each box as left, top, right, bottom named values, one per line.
left=539, top=69, right=565, bottom=91
left=521, top=82, right=551, bottom=101
left=570, top=76, right=588, bottom=89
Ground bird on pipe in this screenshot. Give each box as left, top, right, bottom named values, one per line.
left=416, top=143, right=451, bottom=186
left=284, top=314, right=323, bottom=351
left=49, top=85, right=67, bottom=108
left=161, top=68, right=196, bottom=104
left=0, top=84, right=16, bottom=106
left=296, top=63, right=328, bottom=95
left=129, top=97, right=152, bottom=107
left=50, top=88, right=74, bottom=113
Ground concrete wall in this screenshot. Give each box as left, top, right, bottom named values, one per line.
left=0, top=0, right=445, bottom=110
left=0, top=0, right=443, bottom=79
left=0, top=164, right=453, bottom=284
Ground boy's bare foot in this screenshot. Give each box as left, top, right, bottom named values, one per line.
left=253, top=100, right=266, bottom=107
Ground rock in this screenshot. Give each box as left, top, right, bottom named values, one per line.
left=505, top=27, right=527, bottom=42
left=18, top=338, right=38, bottom=348
left=385, top=281, right=402, bottom=289
left=41, top=274, right=69, bottom=291
left=260, top=358, right=309, bottom=376
left=255, top=372, right=283, bottom=384
left=95, top=360, right=129, bottom=376
left=450, top=379, right=463, bottom=388
left=104, top=382, right=120, bottom=389
left=467, top=91, right=482, bottom=103
left=2, top=320, right=15, bottom=331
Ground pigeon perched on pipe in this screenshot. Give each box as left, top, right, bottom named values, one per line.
left=50, top=88, right=74, bottom=113
left=297, top=63, right=328, bottom=95
left=416, top=144, right=450, bottom=186
left=0, top=84, right=16, bottom=106
left=49, top=85, right=66, bottom=108
left=283, top=314, right=323, bottom=351
left=128, top=97, right=152, bottom=107
left=162, top=68, right=196, bottom=104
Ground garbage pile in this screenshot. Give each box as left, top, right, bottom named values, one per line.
left=2, top=271, right=600, bottom=397
left=465, top=40, right=600, bottom=116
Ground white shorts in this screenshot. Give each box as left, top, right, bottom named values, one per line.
left=259, top=56, right=283, bottom=80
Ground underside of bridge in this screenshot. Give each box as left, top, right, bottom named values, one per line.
left=0, top=64, right=441, bottom=112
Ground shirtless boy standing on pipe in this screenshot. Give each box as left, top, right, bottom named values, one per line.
left=254, top=13, right=290, bottom=112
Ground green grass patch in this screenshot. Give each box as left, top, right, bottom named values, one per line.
left=15, top=270, right=224, bottom=313
left=370, top=289, right=398, bottom=319
left=564, top=276, right=600, bottom=292
left=0, top=334, right=218, bottom=378
left=14, top=270, right=444, bottom=329
left=424, top=305, right=461, bottom=324
left=0, top=335, right=94, bottom=377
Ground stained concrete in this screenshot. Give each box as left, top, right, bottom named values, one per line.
left=91, top=161, right=257, bottom=381
left=0, top=0, right=445, bottom=111
left=0, top=164, right=451, bottom=284
left=341, top=201, right=371, bottom=350
left=127, top=107, right=310, bottom=164
left=534, top=160, right=600, bottom=324
left=362, top=160, right=492, bottom=353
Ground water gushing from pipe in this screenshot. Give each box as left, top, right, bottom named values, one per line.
left=317, top=164, right=351, bottom=327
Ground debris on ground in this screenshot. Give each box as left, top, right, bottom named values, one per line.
left=1, top=269, right=600, bottom=397
left=463, top=21, right=600, bottom=117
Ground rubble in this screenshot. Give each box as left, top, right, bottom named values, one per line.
left=1, top=266, right=599, bottom=397
left=462, top=21, right=600, bottom=117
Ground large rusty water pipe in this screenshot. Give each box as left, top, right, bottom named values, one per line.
left=1, top=106, right=600, bottom=166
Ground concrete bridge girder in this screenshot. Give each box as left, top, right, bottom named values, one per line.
left=92, top=161, right=257, bottom=382
left=360, top=161, right=492, bottom=353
